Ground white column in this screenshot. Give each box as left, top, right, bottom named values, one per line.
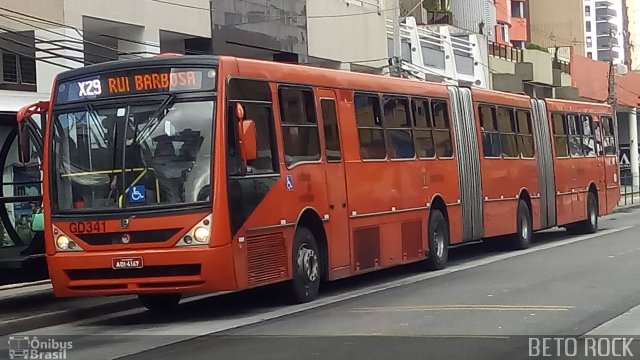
left=35, top=28, right=84, bottom=93
left=117, top=27, right=160, bottom=60
left=629, top=108, right=639, bottom=189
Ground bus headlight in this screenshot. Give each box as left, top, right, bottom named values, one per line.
left=194, top=227, right=209, bottom=243
left=56, top=235, right=70, bottom=249
left=53, top=225, right=84, bottom=252
left=175, top=214, right=212, bottom=247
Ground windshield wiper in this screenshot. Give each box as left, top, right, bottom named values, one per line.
left=134, top=94, right=176, bottom=144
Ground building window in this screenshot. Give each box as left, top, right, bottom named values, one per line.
left=587, top=51, right=593, bottom=58
left=511, top=1, right=524, bottom=17
left=586, top=21, right=592, bottom=32
left=586, top=36, right=593, bottom=47
left=278, top=86, right=321, bottom=167
left=355, top=93, right=386, bottom=160
left=1, top=50, right=36, bottom=85
left=585, top=5, right=591, bottom=17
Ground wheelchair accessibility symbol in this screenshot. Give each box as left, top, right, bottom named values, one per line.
left=129, top=185, right=146, bottom=203
left=285, top=175, right=294, bottom=191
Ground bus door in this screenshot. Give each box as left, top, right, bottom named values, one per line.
left=315, top=89, right=350, bottom=273
left=0, top=102, right=46, bottom=281
left=597, top=115, right=620, bottom=213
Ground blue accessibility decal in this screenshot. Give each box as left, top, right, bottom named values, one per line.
left=129, top=185, right=146, bottom=203
left=285, top=175, right=294, bottom=191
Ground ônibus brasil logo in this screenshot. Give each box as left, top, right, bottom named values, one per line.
left=8, top=336, right=73, bottom=359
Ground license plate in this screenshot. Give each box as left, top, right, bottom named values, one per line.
left=112, top=257, right=143, bottom=269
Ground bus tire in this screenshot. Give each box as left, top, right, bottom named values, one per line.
left=424, top=209, right=449, bottom=270
left=287, top=226, right=321, bottom=304
left=576, top=192, right=598, bottom=234
left=138, top=293, right=182, bottom=312
left=512, top=200, right=532, bottom=250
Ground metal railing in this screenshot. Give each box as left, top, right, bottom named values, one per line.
left=345, top=0, right=381, bottom=11
left=619, top=172, right=640, bottom=207
left=426, top=10, right=453, bottom=25
left=488, top=41, right=524, bottom=62
left=552, top=59, right=571, bottom=74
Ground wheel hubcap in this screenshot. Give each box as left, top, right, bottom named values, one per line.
left=521, top=216, right=529, bottom=239
left=297, top=245, right=319, bottom=283
left=434, top=226, right=445, bottom=258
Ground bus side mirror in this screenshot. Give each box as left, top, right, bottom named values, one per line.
left=235, top=103, right=257, bottom=162
left=18, top=122, right=32, bottom=163
left=238, top=120, right=257, bottom=162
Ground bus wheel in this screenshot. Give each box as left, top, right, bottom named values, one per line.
left=138, top=293, right=182, bottom=312
left=512, top=200, right=532, bottom=250
left=576, top=192, right=598, bottom=234
left=288, top=227, right=321, bottom=304
left=425, top=209, right=449, bottom=270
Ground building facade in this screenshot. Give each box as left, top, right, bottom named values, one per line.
left=583, top=0, right=625, bottom=64
left=528, top=0, right=586, bottom=57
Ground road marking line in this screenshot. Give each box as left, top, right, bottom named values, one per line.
left=23, top=226, right=631, bottom=338
left=350, top=307, right=572, bottom=313
left=350, top=304, right=575, bottom=312
left=1, top=310, right=69, bottom=325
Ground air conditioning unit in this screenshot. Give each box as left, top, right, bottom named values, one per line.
left=616, top=63, right=628, bottom=75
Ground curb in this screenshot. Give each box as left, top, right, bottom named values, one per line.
left=0, top=280, right=51, bottom=291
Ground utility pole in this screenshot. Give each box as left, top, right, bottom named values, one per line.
left=391, top=0, right=403, bottom=77
left=607, top=28, right=616, bottom=106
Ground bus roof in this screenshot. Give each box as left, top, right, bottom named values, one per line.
left=0, top=90, right=50, bottom=113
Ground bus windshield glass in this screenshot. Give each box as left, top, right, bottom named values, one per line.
left=51, top=99, right=214, bottom=213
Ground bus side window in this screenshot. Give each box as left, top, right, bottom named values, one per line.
left=355, top=93, right=385, bottom=160
left=320, top=99, right=342, bottom=162
left=383, top=96, right=414, bottom=159
left=431, top=100, right=453, bottom=158
left=552, top=113, right=569, bottom=157
left=567, top=114, right=583, bottom=157
left=227, top=79, right=278, bottom=175
left=581, top=115, right=596, bottom=157
left=411, top=97, right=435, bottom=159
left=516, top=109, right=535, bottom=158
left=479, top=104, right=500, bottom=158
left=278, top=86, right=321, bottom=167
left=602, top=116, right=617, bottom=156
left=497, top=106, right=518, bottom=158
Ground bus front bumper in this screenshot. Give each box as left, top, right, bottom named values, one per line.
left=47, top=244, right=237, bottom=297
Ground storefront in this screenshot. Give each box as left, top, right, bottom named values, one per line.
left=0, top=90, right=48, bottom=285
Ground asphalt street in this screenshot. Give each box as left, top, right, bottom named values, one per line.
left=2, top=208, right=640, bottom=359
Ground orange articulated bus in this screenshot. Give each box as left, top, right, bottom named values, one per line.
left=17, top=55, right=619, bottom=311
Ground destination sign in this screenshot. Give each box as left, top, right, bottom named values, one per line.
left=55, top=67, right=217, bottom=104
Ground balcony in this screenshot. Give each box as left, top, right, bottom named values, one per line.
left=426, top=10, right=453, bottom=25
left=596, top=7, right=617, bottom=20
left=597, top=36, right=619, bottom=49
left=598, top=49, right=619, bottom=61
left=489, top=41, right=524, bottom=62
left=596, top=21, right=617, bottom=35
left=595, top=0, right=614, bottom=8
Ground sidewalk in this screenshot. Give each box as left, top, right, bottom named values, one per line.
left=0, top=280, right=52, bottom=302
left=586, top=304, right=640, bottom=335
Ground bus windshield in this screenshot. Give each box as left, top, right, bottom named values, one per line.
left=51, top=98, right=214, bottom=213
